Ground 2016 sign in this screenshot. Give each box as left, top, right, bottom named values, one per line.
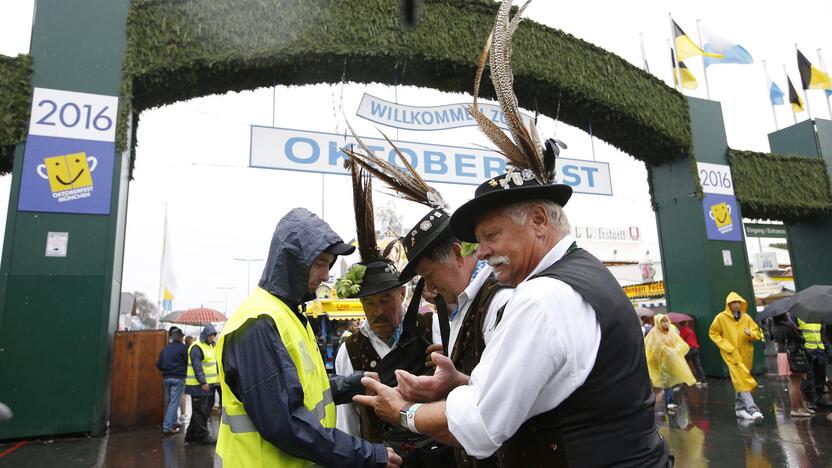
left=697, top=162, right=734, bottom=196
left=28, top=87, right=118, bottom=143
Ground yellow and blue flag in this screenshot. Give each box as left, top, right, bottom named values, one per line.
left=160, top=208, right=177, bottom=312
left=700, top=24, right=753, bottom=67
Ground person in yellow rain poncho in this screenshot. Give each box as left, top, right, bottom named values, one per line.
left=645, top=314, right=696, bottom=412
left=709, top=292, right=765, bottom=422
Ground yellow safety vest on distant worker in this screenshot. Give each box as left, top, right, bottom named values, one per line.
left=215, top=287, right=335, bottom=468
left=186, top=340, right=219, bottom=386
left=798, top=319, right=825, bottom=351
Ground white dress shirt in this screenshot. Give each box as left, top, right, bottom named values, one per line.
left=335, top=312, right=441, bottom=436
left=445, top=235, right=602, bottom=458
left=448, top=264, right=513, bottom=353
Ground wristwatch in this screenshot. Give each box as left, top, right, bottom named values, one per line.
left=399, top=403, right=422, bottom=433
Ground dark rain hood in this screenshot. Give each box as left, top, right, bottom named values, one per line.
left=200, top=324, right=217, bottom=343
left=258, top=208, right=350, bottom=307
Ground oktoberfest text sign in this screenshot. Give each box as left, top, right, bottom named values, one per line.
left=355, top=93, right=535, bottom=132
left=623, top=281, right=665, bottom=299
left=18, top=87, right=118, bottom=215
left=249, top=126, right=613, bottom=195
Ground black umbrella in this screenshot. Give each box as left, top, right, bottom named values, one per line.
left=756, top=296, right=795, bottom=323
left=785, top=285, right=832, bottom=324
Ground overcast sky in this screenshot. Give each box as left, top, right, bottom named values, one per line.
left=1, top=1, right=829, bottom=314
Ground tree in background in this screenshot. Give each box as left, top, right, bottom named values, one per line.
left=133, top=291, right=160, bottom=329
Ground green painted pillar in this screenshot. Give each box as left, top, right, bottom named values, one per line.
left=0, top=0, right=132, bottom=439
left=649, top=97, right=762, bottom=377
left=768, top=118, right=832, bottom=289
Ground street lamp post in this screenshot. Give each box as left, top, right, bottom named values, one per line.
left=216, top=286, right=236, bottom=314
left=234, top=257, right=264, bottom=295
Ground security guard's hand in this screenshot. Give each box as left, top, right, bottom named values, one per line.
left=201, top=384, right=210, bottom=392
left=386, top=447, right=403, bottom=467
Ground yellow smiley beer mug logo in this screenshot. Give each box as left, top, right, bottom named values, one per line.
left=36, top=152, right=97, bottom=193
left=708, top=202, right=733, bottom=234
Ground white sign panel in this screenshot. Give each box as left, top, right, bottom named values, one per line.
left=250, top=126, right=613, bottom=195
left=697, top=162, right=734, bottom=196
left=722, top=250, right=733, bottom=266
left=28, top=87, right=119, bottom=142
left=356, top=93, right=534, bottom=132
left=45, top=231, right=69, bottom=257
left=573, top=226, right=641, bottom=242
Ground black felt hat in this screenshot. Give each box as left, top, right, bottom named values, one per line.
left=398, top=208, right=451, bottom=282
left=353, top=258, right=406, bottom=298
left=449, top=172, right=572, bottom=243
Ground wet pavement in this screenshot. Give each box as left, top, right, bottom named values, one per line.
left=1, top=371, right=830, bottom=467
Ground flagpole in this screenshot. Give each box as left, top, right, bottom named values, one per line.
left=762, top=60, right=779, bottom=130
left=158, top=203, right=168, bottom=311
left=817, top=48, right=832, bottom=119
left=639, top=33, right=650, bottom=73
left=668, top=14, right=683, bottom=92
left=784, top=65, right=797, bottom=125
left=696, top=19, right=712, bottom=100
left=796, top=44, right=814, bottom=121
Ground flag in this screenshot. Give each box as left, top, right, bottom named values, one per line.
left=766, top=70, right=785, bottom=106
left=797, top=49, right=832, bottom=90
left=160, top=209, right=177, bottom=312
left=787, top=76, right=805, bottom=113
left=671, top=19, right=724, bottom=61
left=671, top=49, right=698, bottom=90
left=700, top=24, right=753, bottom=67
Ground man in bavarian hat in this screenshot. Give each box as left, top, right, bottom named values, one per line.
left=215, top=207, right=401, bottom=467
left=334, top=162, right=452, bottom=467
left=344, top=133, right=513, bottom=468
left=353, top=2, right=670, bottom=466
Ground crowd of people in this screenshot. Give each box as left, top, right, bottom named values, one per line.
left=148, top=0, right=828, bottom=465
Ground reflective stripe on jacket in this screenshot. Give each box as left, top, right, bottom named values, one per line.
left=186, top=341, right=219, bottom=386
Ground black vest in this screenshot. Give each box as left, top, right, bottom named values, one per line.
left=497, top=247, right=670, bottom=468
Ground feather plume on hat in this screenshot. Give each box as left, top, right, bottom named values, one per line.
left=468, top=0, right=566, bottom=185
left=345, top=158, right=380, bottom=262
left=341, top=120, right=450, bottom=213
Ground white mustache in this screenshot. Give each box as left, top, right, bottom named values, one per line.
left=488, top=256, right=511, bottom=268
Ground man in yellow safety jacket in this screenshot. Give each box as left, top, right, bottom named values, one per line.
left=798, top=318, right=831, bottom=409
left=185, top=324, right=219, bottom=445
left=215, top=208, right=401, bottom=467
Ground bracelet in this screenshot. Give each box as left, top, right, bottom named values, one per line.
left=405, top=403, right=422, bottom=434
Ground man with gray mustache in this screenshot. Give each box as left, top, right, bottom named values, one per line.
left=355, top=168, right=671, bottom=467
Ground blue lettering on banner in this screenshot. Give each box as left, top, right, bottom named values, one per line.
left=455, top=154, right=477, bottom=177
left=285, top=137, right=319, bottom=163
left=483, top=157, right=506, bottom=178
left=581, top=166, right=598, bottom=187
left=249, top=126, right=612, bottom=195
left=424, top=151, right=448, bottom=174
left=561, top=165, right=581, bottom=186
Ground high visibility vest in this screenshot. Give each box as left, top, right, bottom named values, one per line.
left=186, top=340, right=219, bottom=386
left=216, top=288, right=335, bottom=468
left=798, top=319, right=825, bottom=350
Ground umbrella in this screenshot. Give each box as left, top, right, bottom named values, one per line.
left=162, top=307, right=227, bottom=325
left=785, top=285, right=832, bottom=324
left=755, top=296, right=795, bottom=323
left=667, top=312, right=694, bottom=323
left=635, top=307, right=654, bottom=318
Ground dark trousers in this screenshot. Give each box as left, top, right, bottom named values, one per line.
left=801, top=350, right=828, bottom=405
left=685, top=348, right=706, bottom=382
left=185, top=393, right=214, bottom=442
